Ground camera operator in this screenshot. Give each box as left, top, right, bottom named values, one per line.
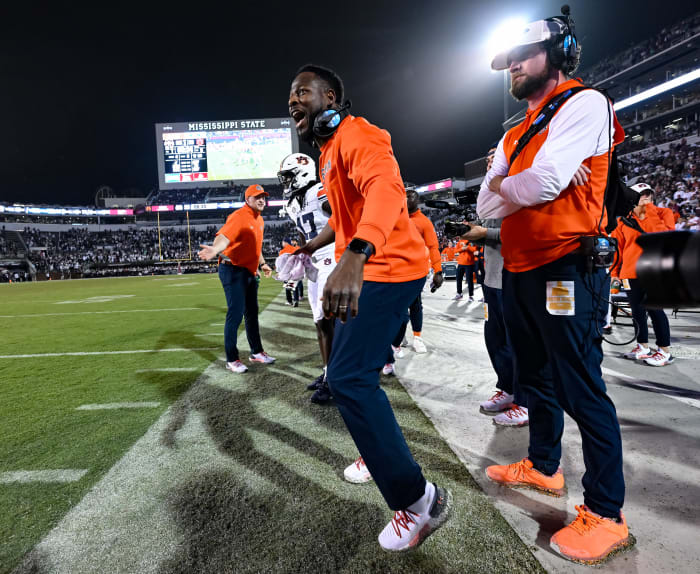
left=477, top=10, right=634, bottom=564
left=466, top=145, right=529, bottom=426
left=611, top=183, right=676, bottom=366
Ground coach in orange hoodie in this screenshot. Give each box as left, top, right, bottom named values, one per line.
left=288, top=64, right=450, bottom=551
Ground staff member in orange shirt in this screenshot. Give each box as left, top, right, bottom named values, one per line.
left=441, top=241, right=456, bottom=262
left=477, top=12, right=632, bottom=564
left=198, top=185, right=275, bottom=373
left=612, top=183, right=675, bottom=366
left=453, top=238, right=477, bottom=301
left=288, top=64, right=450, bottom=552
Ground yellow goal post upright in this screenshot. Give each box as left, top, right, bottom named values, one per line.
left=156, top=210, right=193, bottom=262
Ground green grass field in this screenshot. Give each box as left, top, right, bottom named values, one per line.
left=1, top=275, right=542, bottom=574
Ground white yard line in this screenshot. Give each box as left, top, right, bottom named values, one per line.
left=0, top=469, right=88, bottom=484
left=0, top=308, right=202, bottom=318
left=0, top=348, right=217, bottom=359
left=76, top=402, right=161, bottom=410
left=135, top=368, right=199, bottom=373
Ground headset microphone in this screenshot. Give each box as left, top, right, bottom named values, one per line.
left=312, top=100, right=352, bottom=138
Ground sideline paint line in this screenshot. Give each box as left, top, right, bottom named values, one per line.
left=0, top=307, right=203, bottom=319
left=194, top=333, right=223, bottom=337
left=603, top=367, right=700, bottom=410
left=0, top=348, right=217, bottom=359
left=210, top=323, right=224, bottom=326
left=0, top=469, right=88, bottom=484
left=76, top=402, right=161, bottom=410
left=135, top=368, right=199, bottom=373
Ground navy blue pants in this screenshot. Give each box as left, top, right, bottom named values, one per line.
left=327, top=278, right=426, bottom=510
left=219, top=264, right=263, bottom=362
left=483, top=285, right=527, bottom=407
left=456, top=264, right=475, bottom=296
left=503, top=253, right=624, bottom=518
left=628, top=278, right=670, bottom=347
left=391, top=293, right=423, bottom=351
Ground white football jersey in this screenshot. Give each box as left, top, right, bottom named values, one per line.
left=284, top=182, right=335, bottom=265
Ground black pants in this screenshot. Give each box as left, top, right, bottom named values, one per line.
left=456, top=264, right=475, bottom=296
left=628, top=278, right=670, bottom=347
left=219, top=264, right=263, bottom=361
left=503, top=253, right=624, bottom=518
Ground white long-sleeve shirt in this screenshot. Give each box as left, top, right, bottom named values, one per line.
left=477, top=89, right=616, bottom=219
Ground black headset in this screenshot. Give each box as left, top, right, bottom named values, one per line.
left=546, top=5, right=581, bottom=75
left=312, top=100, right=352, bottom=138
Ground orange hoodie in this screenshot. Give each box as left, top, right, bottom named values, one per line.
left=441, top=246, right=456, bottom=261
left=410, top=209, right=442, bottom=273
left=610, top=204, right=676, bottom=279
left=455, top=240, right=477, bottom=265
left=319, top=115, right=427, bottom=282
left=500, top=79, right=625, bottom=272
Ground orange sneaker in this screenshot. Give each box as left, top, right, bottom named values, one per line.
left=551, top=505, right=635, bottom=565
left=485, top=457, right=565, bottom=497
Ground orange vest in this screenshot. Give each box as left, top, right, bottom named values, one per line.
left=500, top=79, right=625, bottom=272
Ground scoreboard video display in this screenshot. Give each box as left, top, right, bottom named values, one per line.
left=154, top=118, right=298, bottom=190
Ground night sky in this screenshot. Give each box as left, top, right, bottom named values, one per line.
left=2, top=0, right=698, bottom=205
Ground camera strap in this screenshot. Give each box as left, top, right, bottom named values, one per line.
left=508, top=85, right=588, bottom=168
left=621, top=215, right=646, bottom=234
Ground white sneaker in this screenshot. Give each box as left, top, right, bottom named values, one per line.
left=468, top=296, right=474, bottom=302
left=226, top=360, right=248, bottom=373
left=412, top=336, right=427, bottom=354
left=378, top=484, right=452, bottom=551
left=479, top=390, right=514, bottom=413
left=644, top=348, right=674, bottom=366
left=453, top=293, right=463, bottom=300
left=344, top=456, right=373, bottom=483
left=493, top=405, right=529, bottom=427
left=382, top=363, right=395, bottom=376
left=392, top=345, right=405, bottom=359
left=400, top=337, right=409, bottom=347
left=622, top=343, right=652, bottom=360
left=250, top=352, right=275, bottom=364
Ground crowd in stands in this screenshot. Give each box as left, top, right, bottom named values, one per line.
left=147, top=183, right=284, bottom=206
left=580, top=10, right=700, bottom=85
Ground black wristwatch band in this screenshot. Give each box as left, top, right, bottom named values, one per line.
left=347, top=238, right=375, bottom=260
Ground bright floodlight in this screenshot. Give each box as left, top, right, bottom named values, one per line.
left=614, top=68, right=700, bottom=111
left=485, top=17, right=529, bottom=68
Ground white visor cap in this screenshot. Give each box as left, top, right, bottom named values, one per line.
left=630, top=183, right=653, bottom=193
left=491, top=19, right=563, bottom=71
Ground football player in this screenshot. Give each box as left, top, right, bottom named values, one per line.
left=278, top=153, right=336, bottom=403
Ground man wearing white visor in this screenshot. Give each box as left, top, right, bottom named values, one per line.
left=478, top=6, right=635, bottom=566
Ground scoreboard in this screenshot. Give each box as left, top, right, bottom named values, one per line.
left=155, top=118, right=298, bottom=190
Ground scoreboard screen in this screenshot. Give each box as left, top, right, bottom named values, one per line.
left=155, top=118, right=298, bottom=190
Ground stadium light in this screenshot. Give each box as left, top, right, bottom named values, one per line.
left=613, top=68, right=700, bottom=111
left=484, top=17, right=529, bottom=68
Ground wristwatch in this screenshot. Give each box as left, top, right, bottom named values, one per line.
left=347, top=238, right=375, bottom=260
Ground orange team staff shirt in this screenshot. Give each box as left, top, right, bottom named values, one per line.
left=319, top=115, right=427, bottom=282
left=216, top=203, right=264, bottom=275
left=610, top=204, right=675, bottom=279
left=410, top=209, right=442, bottom=273
left=455, top=240, right=477, bottom=265
left=441, top=246, right=456, bottom=261
left=500, top=79, right=625, bottom=272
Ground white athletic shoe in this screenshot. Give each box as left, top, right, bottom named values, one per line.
left=378, top=484, right=452, bottom=551
left=479, top=390, right=514, bottom=413
left=226, top=360, right=248, bottom=374
left=412, top=337, right=427, bottom=354
left=344, top=456, right=373, bottom=483
left=250, top=352, right=276, bottom=364
left=468, top=296, right=474, bottom=302
left=392, top=345, right=405, bottom=359
left=493, top=405, right=529, bottom=427
left=622, top=343, right=652, bottom=360
left=382, top=363, right=395, bottom=376
left=644, top=349, right=674, bottom=366
left=453, top=293, right=463, bottom=300
left=400, top=337, right=409, bottom=347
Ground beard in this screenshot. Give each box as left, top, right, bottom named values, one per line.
left=296, top=108, right=323, bottom=145
left=510, top=63, right=554, bottom=100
